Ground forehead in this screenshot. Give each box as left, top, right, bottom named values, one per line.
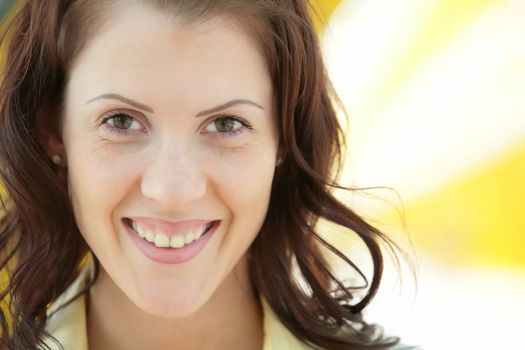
left=65, top=4, right=271, bottom=112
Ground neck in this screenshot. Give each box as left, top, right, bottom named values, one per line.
left=86, top=256, right=263, bottom=350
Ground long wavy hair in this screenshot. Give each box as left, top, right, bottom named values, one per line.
left=0, top=0, right=405, bottom=349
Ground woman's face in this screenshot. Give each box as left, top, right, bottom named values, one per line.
left=60, top=5, right=278, bottom=318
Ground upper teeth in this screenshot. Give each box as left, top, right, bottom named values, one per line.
left=131, top=221, right=210, bottom=248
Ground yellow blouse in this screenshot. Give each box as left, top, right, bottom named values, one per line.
left=42, top=261, right=418, bottom=350
left=42, top=262, right=309, bottom=350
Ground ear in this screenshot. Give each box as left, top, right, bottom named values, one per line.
left=35, top=104, right=66, bottom=167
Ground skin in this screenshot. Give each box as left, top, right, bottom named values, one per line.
left=42, top=4, right=279, bottom=350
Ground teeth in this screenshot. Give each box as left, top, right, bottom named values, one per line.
left=195, top=224, right=208, bottom=240
left=130, top=220, right=212, bottom=248
left=193, top=228, right=202, bottom=241
left=136, top=225, right=146, bottom=238
left=170, top=236, right=184, bottom=248
left=184, top=232, right=194, bottom=244
left=154, top=233, right=170, bottom=248
left=145, top=231, right=155, bottom=243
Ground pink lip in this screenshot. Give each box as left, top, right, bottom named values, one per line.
left=124, top=219, right=220, bottom=264
left=128, top=217, right=213, bottom=235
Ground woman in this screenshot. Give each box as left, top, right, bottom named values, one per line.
left=0, top=0, right=416, bottom=349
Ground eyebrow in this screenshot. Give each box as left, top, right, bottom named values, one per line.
left=86, top=93, right=154, bottom=113
left=86, top=94, right=264, bottom=117
left=195, top=99, right=264, bottom=117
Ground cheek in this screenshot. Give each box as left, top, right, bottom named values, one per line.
left=204, top=143, right=276, bottom=234
left=205, top=142, right=275, bottom=196
left=200, top=145, right=276, bottom=271
left=66, top=143, right=141, bottom=243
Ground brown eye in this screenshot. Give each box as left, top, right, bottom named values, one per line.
left=214, top=117, right=236, bottom=132
left=202, top=115, right=252, bottom=139
left=101, top=111, right=145, bottom=135
left=111, top=114, right=134, bottom=129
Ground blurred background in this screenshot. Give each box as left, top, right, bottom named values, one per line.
left=315, top=0, right=525, bottom=349
left=1, top=0, right=524, bottom=349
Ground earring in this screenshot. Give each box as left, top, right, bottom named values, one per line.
left=51, top=154, right=62, bottom=165
left=276, top=158, right=282, bottom=167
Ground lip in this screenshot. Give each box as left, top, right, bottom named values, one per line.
left=127, top=216, right=213, bottom=235
left=124, top=219, right=220, bottom=264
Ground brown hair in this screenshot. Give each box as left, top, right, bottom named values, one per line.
left=0, top=1, right=406, bottom=349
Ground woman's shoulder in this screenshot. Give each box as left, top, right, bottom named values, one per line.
left=42, top=266, right=421, bottom=350
left=261, top=298, right=311, bottom=349
left=42, top=265, right=304, bottom=350
left=41, top=262, right=91, bottom=350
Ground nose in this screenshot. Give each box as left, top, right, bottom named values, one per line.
left=140, top=145, right=207, bottom=206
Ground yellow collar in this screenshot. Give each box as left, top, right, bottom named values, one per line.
left=43, top=262, right=309, bottom=350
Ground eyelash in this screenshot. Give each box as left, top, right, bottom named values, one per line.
left=100, top=111, right=144, bottom=136
left=100, top=111, right=253, bottom=138
left=204, top=114, right=253, bottom=138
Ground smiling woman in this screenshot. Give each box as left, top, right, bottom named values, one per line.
left=0, top=1, right=413, bottom=350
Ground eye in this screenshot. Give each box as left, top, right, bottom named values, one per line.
left=100, top=111, right=145, bottom=135
left=202, top=115, right=253, bottom=138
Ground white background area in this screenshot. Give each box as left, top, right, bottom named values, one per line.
left=322, top=0, right=525, bottom=349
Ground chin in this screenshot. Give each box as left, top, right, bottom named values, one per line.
left=134, top=289, right=208, bottom=320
